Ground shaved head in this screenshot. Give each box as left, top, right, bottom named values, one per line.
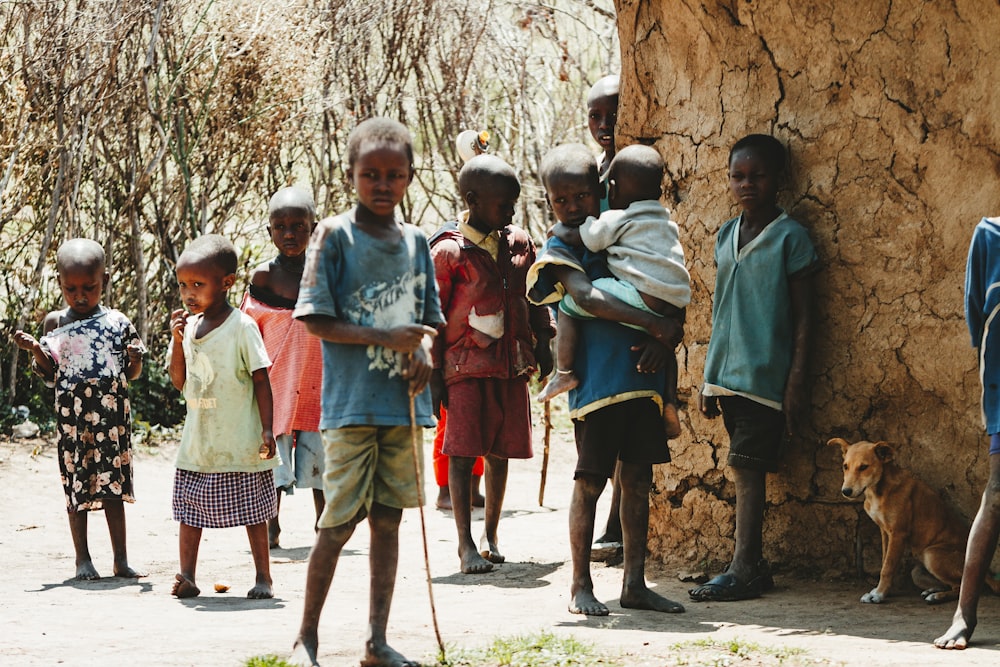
left=609, top=144, right=664, bottom=203
left=539, top=143, right=600, bottom=190
left=458, top=154, right=519, bottom=199
left=56, top=238, right=105, bottom=275
left=269, top=187, right=316, bottom=218
left=587, top=74, right=619, bottom=106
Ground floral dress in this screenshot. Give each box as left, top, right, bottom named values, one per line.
left=40, top=308, right=143, bottom=512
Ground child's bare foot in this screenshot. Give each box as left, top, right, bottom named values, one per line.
left=171, top=572, right=200, bottom=598
left=479, top=535, right=505, bottom=564
left=536, top=370, right=578, bottom=402
left=459, top=545, right=494, bottom=574
left=569, top=587, right=609, bottom=616
left=113, top=561, right=146, bottom=578
left=289, top=637, right=319, bottom=666
left=663, top=402, right=681, bottom=439
left=435, top=485, right=452, bottom=511
left=621, top=583, right=685, bottom=613
left=362, top=640, right=418, bottom=667
left=75, top=560, right=100, bottom=580
left=247, top=575, right=274, bottom=599
left=934, top=614, right=976, bottom=649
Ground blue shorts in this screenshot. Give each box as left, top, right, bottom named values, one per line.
left=990, top=433, right=1000, bottom=456
left=273, top=431, right=325, bottom=492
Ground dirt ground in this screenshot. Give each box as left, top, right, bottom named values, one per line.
left=2, top=412, right=999, bottom=667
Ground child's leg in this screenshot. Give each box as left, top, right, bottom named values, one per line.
left=536, top=317, right=580, bottom=402
left=103, top=498, right=144, bottom=577
left=291, top=518, right=359, bottom=664
left=663, top=352, right=681, bottom=438
left=246, top=522, right=274, bottom=599
left=172, top=522, right=202, bottom=598
left=362, top=503, right=415, bottom=667
left=618, top=460, right=684, bottom=612
left=269, top=490, right=283, bottom=549
left=472, top=455, right=486, bottom=507
left=479, top=454, right=508, bottom=564
left=67, top=510, right=99, bottom=580
left=450, top=455, right=493, bottom=574
left=311, top=489, right=325, bottom=532
left=568, top=472, right=607, bottom=615
left=730, top=467, right=767, bottom=581
left=594, top=462, right=623, bottom=547
left=935, top=453, right=1000, bottom=649
left=433, top=411, right=452, bottom=510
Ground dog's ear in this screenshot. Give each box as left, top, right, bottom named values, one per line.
left=874, top=441, right=894, bottom=462
left=827, top=437, right=850, bottom=455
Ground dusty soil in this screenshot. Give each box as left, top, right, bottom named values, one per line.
left=1, top=413, right=999, bottom=667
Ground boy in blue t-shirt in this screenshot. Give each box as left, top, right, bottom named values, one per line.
left=290, top=118, right=442, bottom=667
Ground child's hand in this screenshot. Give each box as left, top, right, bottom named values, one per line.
left=698, top=391, right=721, bottom=419
left=126, top=343, right=147, bottom=363
left=170, top=309, right=188, bottom=343
left=403, top=339, right=434, bottom=395
left=534, top=340, right=554, bottom=380
left=384, top=324, right=438, bottom=354
left=631, top=336, right=667, bottom=374
left=13, top=330, right=39, bottom=352
left=258, top=429, right=276, bottom=459
left=647, top=317, right=684, bottom=350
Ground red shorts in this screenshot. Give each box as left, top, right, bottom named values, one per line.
left=442, top=377, right=533, bottom=459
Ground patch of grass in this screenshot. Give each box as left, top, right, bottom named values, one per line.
left=665, top=637, right=837, bottom=667
left=243, top=655, right=296, bottom=667
left=435, top=630, right=622, bottom=667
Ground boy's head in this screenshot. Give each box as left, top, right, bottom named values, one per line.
left=607, top=145, right=664, bottom=209
left=587, top=74, right=619, bottom=156
left=175, top=234, right=238, bottom=315
left=346, top=117, right=415, bottom=218
left=459, top=155, right=520, bottom=233
left=268, top=186, right=316, bottom=258
left=728, top=134, right=786, bottom=212
left=539, top=143, right=603, bottom=226
left=55, top=238, right=108, bottom=316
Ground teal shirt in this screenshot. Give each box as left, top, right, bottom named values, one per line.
left=703, top=211, right=818, bottom=407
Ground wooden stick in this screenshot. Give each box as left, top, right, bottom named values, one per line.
left=409, top=392, right=446, bottom=661
left=539, top=399, right=551, bottom=506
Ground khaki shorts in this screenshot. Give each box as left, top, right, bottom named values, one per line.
left=318, top=425, right=423, bottom=529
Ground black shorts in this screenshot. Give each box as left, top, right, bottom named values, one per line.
left=719, top=395, right=786, bottom=472
left=573, top=398, right=669, bottom=479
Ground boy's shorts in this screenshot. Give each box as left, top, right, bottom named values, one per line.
left=561, top=277, right=654, bottom=326
left=442, top=377, right=533, bottom=459
left=573, top=397, right=669, bottom=479
left=719, top=395, right=786, bottom=472
left=273, top=431, right=325, bottom=492
left=990, top=433, right=1000, bottom=456
left=318, top=425, right=422, bottom=529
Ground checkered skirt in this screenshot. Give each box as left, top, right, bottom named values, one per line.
left=172, top=469, right=277, bottom=528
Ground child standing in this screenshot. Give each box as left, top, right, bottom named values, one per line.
left=689, top=134, right=818, bottom=602
left=241, top=186, right=325, bottom=549
left=528, top=144, right=685, bottom=616
left=536, top=144, right=690, bottom=443
left=429, top=154, right=555, bottom=575
left=934, top=216, right=1000, bottom=649
left=289, top=117, right=442, bottom=667
left=14, top=238, right=145, bottom=580
left=168, top=234, right=278, bottom=600
left=588, top=74, right=619, bottom=186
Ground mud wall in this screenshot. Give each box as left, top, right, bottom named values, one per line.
left=613, top=0, right=1000, bottom=574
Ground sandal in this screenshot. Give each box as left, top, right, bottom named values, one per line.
left=688, top=572, right=763, bottom=602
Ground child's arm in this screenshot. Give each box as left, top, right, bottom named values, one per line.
left=125, top=344, right=145, bottom=381
left=252, top=367, right=277, bottom=459
left=550, top=265, right=683, bottom=348
left=783, top=272, right=814, bottom=436
left=167, top=309, right=188, bottom=390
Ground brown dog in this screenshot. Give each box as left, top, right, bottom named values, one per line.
left=829, top=438, right=1000, bottom=604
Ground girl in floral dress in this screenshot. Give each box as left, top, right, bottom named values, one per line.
left=14, top=238, right=146, bottom=580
